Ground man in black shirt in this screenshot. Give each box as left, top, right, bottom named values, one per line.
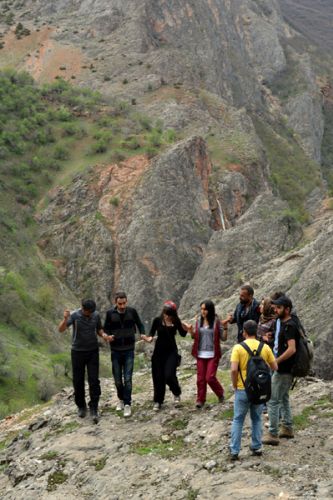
left=104, top=291, right=146, bottom=417
left=263, top=295, right=298, bottom=445
left=58, top=299, right=108, bottom=423
left=223, top=285, right=260, bottom=343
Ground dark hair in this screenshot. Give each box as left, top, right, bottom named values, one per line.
left=261, top=297, right=275, bottom=318
left=270, top=290, right=285, bottom=301
left=243, top=319, right=257, bottom=337
left=241, top=285, right=254, bottom=296
left=81, top=299, right=96, bottom=312
left=160, top=305, right=180, bottom=324
left=115, top=291, right=127, bottom=301
left=200, top=300, right=216, bottom=328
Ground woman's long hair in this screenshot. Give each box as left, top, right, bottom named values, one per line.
left=160, top=304, right=180, bottom=325
left=260, top=297, right=276, bottom=322
left=199, top=300, right=216, bottom=328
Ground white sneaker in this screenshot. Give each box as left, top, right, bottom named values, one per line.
left=116, top=400, right=124, bottom=411
left=123, top=404, right=131, bottom=417
left=174, top=395, right=181, bottom=406
left=153, top=402, right=161, bottom=411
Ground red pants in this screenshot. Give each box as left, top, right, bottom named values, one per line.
left=196, top=357, right=224, bottom=403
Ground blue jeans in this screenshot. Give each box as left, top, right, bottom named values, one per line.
left=230, top=389, right=263, bottom=455
left=268, top=371, right=293, bottom=436
left=111, top=350, right=134, bottom=405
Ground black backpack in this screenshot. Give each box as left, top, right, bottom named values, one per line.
left=289, top=315, right=314, bottom=378
left=239, top=341, right=272, bottom=404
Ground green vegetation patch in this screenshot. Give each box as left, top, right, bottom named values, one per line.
left=40, top=450, right=59, bottom=461
left=47, top=471, right=68, bottom=492
left=293, top=395, right=333, bottom=430
left=89, top=455, right=108, bottom=471
left=131, top=436, right=185, bottom=458
left=253, top=116, right=322, bottom=222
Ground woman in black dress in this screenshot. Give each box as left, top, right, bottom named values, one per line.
left=146, top=301, right=189, bottom=410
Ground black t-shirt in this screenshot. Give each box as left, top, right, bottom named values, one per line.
left=150, top=317, right=187, bottom=356
left=278, top=318, right=299, bottom=374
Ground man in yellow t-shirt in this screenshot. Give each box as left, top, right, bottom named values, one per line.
left=229, top=320, right=277, bottom=460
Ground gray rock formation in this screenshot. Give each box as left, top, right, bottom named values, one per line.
left=180, top=193, right=302, bottom=316
left=38, top=137, right=212, bottom=322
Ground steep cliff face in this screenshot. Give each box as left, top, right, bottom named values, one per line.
left=38, top=137, right=212, bottom=322
left=179, top=193, right=303, bottom=315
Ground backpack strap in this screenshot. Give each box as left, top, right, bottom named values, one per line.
left=240, top=341, right=254, bottom=357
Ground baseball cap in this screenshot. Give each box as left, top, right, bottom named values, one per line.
left=271, top=295, right=293, bottom=309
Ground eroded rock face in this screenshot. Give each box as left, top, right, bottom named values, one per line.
left=180, top=193, right=302, bottom=316
left=38, top=137, right=212, bottom=322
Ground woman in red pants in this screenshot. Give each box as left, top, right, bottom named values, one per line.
left=191, top=300, right=227, bottom=408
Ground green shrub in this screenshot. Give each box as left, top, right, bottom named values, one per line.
left=53, top=145, right=70, bottom=160
left=36, top=285, right=54, bottom=313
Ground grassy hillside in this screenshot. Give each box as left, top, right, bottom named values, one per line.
left=0, top=70, right=177, bottom=418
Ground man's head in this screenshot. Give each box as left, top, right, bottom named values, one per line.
left=115, top=291, right=128, bottom=313
left=81, top=299, right=96, bottom=317
left=239, top=285, right=254, bottom=305
left=271, top=295, right=292, bottom=320
left=243, top=319, right=257, bottom=338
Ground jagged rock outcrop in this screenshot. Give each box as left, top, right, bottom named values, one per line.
left=38, top=137, right=212, bottom=322
left=180, top=193, right=302, bottom=316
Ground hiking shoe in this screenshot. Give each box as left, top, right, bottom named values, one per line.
left=279, top=426, right=294, bottom=439
left=250, top=446, right=263, bottom=456
left=229, top=453, right=239, bottom=461
left=90, top=409, right=99, bottom=424
left=262, top=433, right=279, bottom=445
left=218, top=395, right=225, bottom=403
left=153, top=402, right=161, bottom=411
left=196, top=401, right=204, bottom=409
left=174, top=395, right=181, bottom=406
left=123, top=404, right=131, bottom=417
left=77, top=407, right=87, bottom=418
left=116, top=400, right=124, bottom=411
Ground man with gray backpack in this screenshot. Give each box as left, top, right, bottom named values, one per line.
left=229, top=320, right=277, bottom=460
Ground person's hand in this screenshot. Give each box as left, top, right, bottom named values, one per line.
left=107, top=335, right=115, bottom=343
left=63, top=309, right=70, bottom=320
left=146, top=336, right=154, bottom=343
left=221, top=318, right=229, bottom=327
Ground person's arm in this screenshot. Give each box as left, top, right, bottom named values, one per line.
left=269, top=359, right=278, bottom=371
left=132, top=308, right=145, bottom=338
left=218, top=320, right=227, bottom=341
left=58, top=309, right=71, bottom=333
left=95, top=315, right=109, bottom=342
left=176, top=318, right=187, bottom=337
left=143, top=318, right=158, bottom=343
left=276, top=339, right=296, bottom=365
left=103, top=311, right=114, bottom=342
left=230, top=361, right=239, bottom=390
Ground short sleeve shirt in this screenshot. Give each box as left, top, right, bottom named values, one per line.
left=231, top=338, right=276, bottom=389
left=67, top=309, right=102, bottom=351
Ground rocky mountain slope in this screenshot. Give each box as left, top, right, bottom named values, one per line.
left=0, top=349, right=333, bottom=499
left=0, top=0, right=333, bottom=414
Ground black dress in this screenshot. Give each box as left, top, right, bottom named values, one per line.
left=150, top=317, right=187, bottom=404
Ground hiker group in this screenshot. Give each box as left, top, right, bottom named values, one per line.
left=58, top=285, right=313, bottom=459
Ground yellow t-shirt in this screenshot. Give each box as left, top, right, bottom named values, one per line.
left=230, top=339, right=276, bottom=390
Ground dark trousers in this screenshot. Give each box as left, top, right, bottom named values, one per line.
left=152, top=351, right=181, bottom=404
left=111, top=349, right=134, bottom=405
left=71, top=349, right=101, bottom=410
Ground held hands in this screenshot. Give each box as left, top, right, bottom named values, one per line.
left=102, top=334, right=114, bottom=343
left=141, top=335, right=153, bottom=343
